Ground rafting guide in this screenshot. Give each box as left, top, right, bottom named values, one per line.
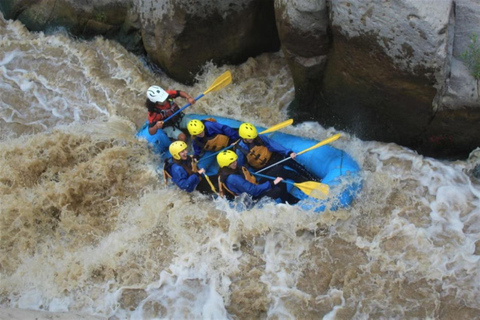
left=145, top=85, right=196, bottom=141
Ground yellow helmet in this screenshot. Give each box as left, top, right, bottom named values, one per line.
left=187, top=119, right=205, bottom=135
left=217, top=150, right=238, bottom=168
left=239, top=122, right=258, bottom=139
left=169, top=141, right=187, bottom=160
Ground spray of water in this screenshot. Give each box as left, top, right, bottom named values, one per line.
left=1, top=14, right=479, bottom=319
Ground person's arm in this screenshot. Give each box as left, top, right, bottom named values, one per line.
left=207, top=122, right=240, bottom=141
left=260, top=135, right=292, bottom=157
left=178, top=90, right=195, bottom=105
left=235, top=145, right=247, bottom=168
left=148, top=121, right=164, bottom=135
left=170, top=164, right=201, bottom=192
left=227, top=174, right=272, bottom=198
left=192, top=139, right=203, bottom=158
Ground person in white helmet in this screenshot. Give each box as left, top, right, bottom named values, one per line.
left=145, top=85, right=196, bottom=141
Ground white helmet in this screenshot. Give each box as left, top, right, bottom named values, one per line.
left=147, top=85, right=168, bottom=103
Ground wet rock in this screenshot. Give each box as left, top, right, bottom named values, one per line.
left=0, top=0, right=143, bottom=53
left=274, top=0, right=330, bottom=107
left=285, top=0, right=480, bottom=159
left=138, top=0, right=280, bottom=84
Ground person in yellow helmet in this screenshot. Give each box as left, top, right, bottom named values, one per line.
left=145, top=85, right=196, bottom=141
left=236, top=122, right=318, bottom=183
left=216, top=150, right=298, bottom=204
left=164, top=141, right=217, bottom=194
left=187, top=119, right=240, bottom=159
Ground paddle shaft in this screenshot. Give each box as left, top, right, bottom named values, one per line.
left=162, top=70, right=231, bottom=125
left=199, top=119, right=293, bottom=161
left=256, top=133, right=342, bottom=173
left=256, top=156, right=291, bottom=174
left=163, top=93, right=204, bottom=124
left=253, top=172, right=329, bottom=197
left=203, top=172, right=217, bottom=194
left=253, top=172, right=295, bottom=187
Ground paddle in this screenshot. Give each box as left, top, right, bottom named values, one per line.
left=203, top=173, right=217, bottom=194
left=258, top=119, right=293, bottom=134
left=163, top=70, right=232, bottom=124
left=256, top=133, right=342, bottom=174
left=199, top=118, right=294, bottom=161
left=253, top=172, right=329, bottom=200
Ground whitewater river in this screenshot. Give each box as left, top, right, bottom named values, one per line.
left=1, top=14, right=479, bottom=320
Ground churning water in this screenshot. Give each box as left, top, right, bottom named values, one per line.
left=1, top=13, right=479, bottom=320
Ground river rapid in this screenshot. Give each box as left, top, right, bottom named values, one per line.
left=1, top=13, right=480, bottom=320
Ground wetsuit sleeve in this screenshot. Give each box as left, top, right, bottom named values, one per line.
left=192, top=139, right=203, bottom=158
left=170, top=164, right=200, bottom=192
left=166, top=90, right=181, bottom=98
left=210, top=122, right=240, bottom=141
left=226, top=174, right=272, bottom=198
left=235, top=143, right=247, bottom=168
left=260, top=135, right=292, bottom=157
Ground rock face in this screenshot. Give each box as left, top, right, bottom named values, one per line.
left=322, top=0, right=455, bottom=155
left=435, top=0, right=480, bottom=158
left=0, top=0, right=144, bottom=53
left=274, top=0, right=330, bottom=108
left=281, top=0, right=479, bottom=158
left=0, top=0, right=478, bottom=158
left=0, top=0, right=280, bottom=83
left=137, top=0, right=280, bottom=84
left=277, top=0, right=479, bottom=159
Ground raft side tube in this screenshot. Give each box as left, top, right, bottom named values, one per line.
left=136, top=114, right=363, bottom=211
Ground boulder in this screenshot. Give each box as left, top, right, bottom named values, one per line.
left=432, top=0, right=480, bottom=158
left=0, top=0, right=280, bottom=84
left=137, top=0, right=280, bottom=84
left=0, top=0, right=144, bottom=53
left=291, top=0, right=450, bottom=153
left=283, top=0, right=479, bottom=158
left=274, top=0, right=330, bottom=109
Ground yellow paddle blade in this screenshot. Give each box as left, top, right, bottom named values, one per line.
left=298, top=133, right=342, bottom=156
left=294, top=181, right=330, bottom=200
left=259, top=119, right=293, bottom=135
left=203, top=71, right=232, bottom=95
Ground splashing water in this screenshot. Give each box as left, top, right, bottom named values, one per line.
left=1, top=14, right=479, bottom=319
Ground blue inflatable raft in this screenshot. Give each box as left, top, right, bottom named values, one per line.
left=137, top=114, right=362, bottom=212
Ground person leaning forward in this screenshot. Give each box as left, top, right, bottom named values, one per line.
left=146, top=85, right=195, bottom=141
left=164, top=141, right=217, bottom=195
left=216, top=150, right=298, bottom=204
left=187, top=119, right=240, bottom=159
left=235, top=122, right=318, bottom=183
